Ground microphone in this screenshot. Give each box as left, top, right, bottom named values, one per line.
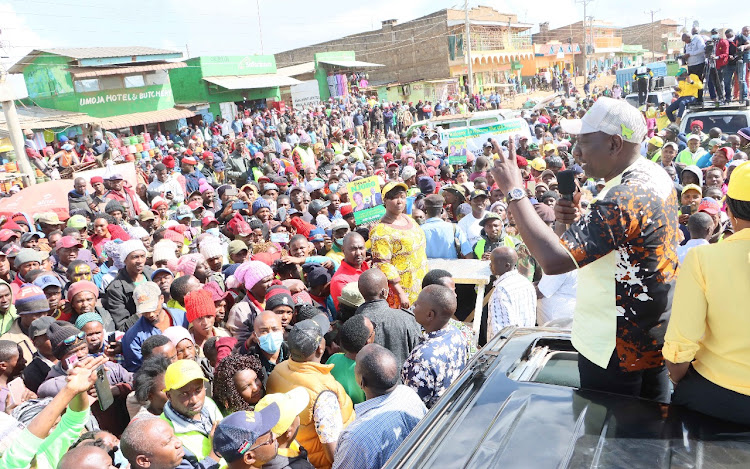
left=556, top=169, right=577, bottom=202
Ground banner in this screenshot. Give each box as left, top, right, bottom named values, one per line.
left=448, top=137, right=467, bottom=165
left=438, top=117, right=531, bottom=156
left=291, top=80, right=322, bottom=109
left=346, top=175, right=385, bottom=225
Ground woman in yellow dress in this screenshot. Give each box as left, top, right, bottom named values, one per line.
left=370, top=182, right=428, bottom=309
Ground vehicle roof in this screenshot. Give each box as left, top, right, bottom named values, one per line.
left=384, top=328, right=750, bottom=469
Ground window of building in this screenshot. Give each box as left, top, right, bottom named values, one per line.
left=99, top=76, right=123, bottom=90
left=145, top=70, right=169, bottom=86
left=124, top=74, right=146, bottom=88
left=74, top=79, right=100, bottom=93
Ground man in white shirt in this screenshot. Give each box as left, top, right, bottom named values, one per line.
left=682, top=32, right=706, bottom=101
left=147, top=163, right=184, bottom=208
left=487, top=246, right=536, bottom=341
left=677, top=212, right=713, bottom=263
left=536, top=271, right=577, bottom=326
left=458, top=190, right=489, bottom=257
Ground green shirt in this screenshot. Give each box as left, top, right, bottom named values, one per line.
left=326, top=353, right=366, bottom=404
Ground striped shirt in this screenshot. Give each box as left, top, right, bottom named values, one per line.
left=332, top=385, right=426, bottom=469
left=488, top=270, right=537, bottom=340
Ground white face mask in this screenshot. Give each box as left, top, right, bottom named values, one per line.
left=206, top=227, right=220, bottom=237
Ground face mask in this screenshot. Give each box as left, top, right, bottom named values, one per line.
left=206, top=227, right=220, bottom=237
left=334, top=238, right=344, bottom=247
left=712, top=34, right=719, bottom=39
left=258, top=331, right=284, bottom=354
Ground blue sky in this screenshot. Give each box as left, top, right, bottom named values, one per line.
left=0, top=0, right=738, bottom=96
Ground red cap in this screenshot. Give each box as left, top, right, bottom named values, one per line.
left=2, top=221, right=22, bottom=232
left=340, top=204, right=353, bottom=217
left=57, top=235, right=83, bottom=249
left=0, top=230, right=18, bottom=242
left=163, top=154, right=176, bottom=169
left=387, top=162, right=399, bottom=168
left=184, top=290, right=216, bottom=323
left=182, top=156, right=198, bottom=166
left=426, top=160, right=440, bottom=168
left=698, top=198, right=721, bottom=215
left=188, top=200, right=203, bottom=211
left=383, top=152, right=393, bottom=162
left=516, top=155, right=528, bottom=167
left=691, top=120, right=704, bottom=130
left=201, top=216, right=219, bottom=229
left=257, top=175, right=271, bottom=183
left=202, top=151, right=213, bottom=160
left=90, top=176, right=104, bottom=184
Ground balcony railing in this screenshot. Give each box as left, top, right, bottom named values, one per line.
left=467, top=33, right=533, bottom=52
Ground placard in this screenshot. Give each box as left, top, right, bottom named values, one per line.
left=448, top=137, right=467, bottom=165
left=346, top=175, right=385, bottom=225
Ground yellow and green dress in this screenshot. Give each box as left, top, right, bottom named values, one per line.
left=370, top=217, right=428, bottom=308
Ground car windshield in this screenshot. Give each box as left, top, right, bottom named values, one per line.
left=685, top=114, right=749, bottom=135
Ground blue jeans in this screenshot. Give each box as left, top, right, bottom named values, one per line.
left=722, top=64, right=736, bottom=101
left=667, top=96, right=695, bottom=122
left=738, top=60, right=747, bottom=101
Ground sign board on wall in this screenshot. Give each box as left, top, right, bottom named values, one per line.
left=291, top=80, right=322, bottom=109
left=78, top=89, right=173, bottom=107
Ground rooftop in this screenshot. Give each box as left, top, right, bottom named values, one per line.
left=8, top=47, right=183, bottom=74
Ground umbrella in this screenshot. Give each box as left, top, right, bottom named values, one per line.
left=0, top=180, right=72, bottom=220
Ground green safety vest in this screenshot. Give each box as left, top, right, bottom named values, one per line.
left=649, top=150, right=661, bottom=162
left=473, top=235, right=515, bottom=259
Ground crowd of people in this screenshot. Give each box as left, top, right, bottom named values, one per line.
left=1, top=25, right=750, bottom=467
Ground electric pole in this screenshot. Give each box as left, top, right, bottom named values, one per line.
left=646, top=9, right=661, bottom=59
left=0, top=76, right=37, bottom=186
left=257, top=0, right=264, bottom=54
left=465, top=0, right=473, bottom=97
left=576, top=0, right=593, bottom=78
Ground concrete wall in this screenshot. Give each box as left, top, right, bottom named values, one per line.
left=274, top=10, right=451, bottom=85
left=621, top=20, right=681, bottom=55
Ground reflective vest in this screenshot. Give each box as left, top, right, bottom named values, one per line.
left=267, top=360, right=355, bottom=469
left=160, top=397, right=223, bottom=466
left=293, top=146, right=315, bottom=169
left=330, top=141, right=344, bottom=155
left=473, top=235, right=515, bottom=259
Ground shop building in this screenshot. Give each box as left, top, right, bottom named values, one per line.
left=169, top=55, right=301, bottom=121
left=8, top=47, right=195, bottom=134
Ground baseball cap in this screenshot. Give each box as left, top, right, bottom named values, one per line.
left=175, top=205, right=194, bottom=220
left=530, top=158, right=546, bottom=171
left=308, top=228, right=326, bottom=242
left=254, top=388, right=309, bottom=436
left=687, top=134, right=701, bottom=142
left=479, top=212, right=503, bottom=226
left=201, top=216, right=219, bottom=229
left=29, top=316, right=55, bottom=338
left=151, top=268, right=174, bottom=280
left=401, top=166, right=417, bottom=181
left=32, top=274, right=62, bottom=290
left=133, top=282, right=162, bottom=314
left=107, top=173, right=124, bottom=181
left=663, top=142, right=679, bottom=151
left=287, top=313, right=330, bottom=361
left=728, top=161, right=750, bottom=201
left=469, top=189, right=488, bottom=200
left=213, top=404, right=281, bottom=463
left=560, top=96, right=647, bottom=144
left=139, top=210, right=156, bottom=222
left=338, top=282, right=365, bottom=309
left=698, top=197, right=721, bottom=215
left=308, top=199, right=330, bottom=216
left=381, top=181, right=408, bottom=199
left=228, top=240, right=249, bottom=256
left=0, top=230, right=18, bottom=242
left=66, top=215, right=88, bottom=230
left=56, top=236, right=83, bottom=250
left=163, top=359, right=208, bottom=392
left=0, top=244, right=20, bottom=258
left=36, top=212, right=63, bottom=226
left=708, top=138, right=724, bottom=147
left=681, top=183, right=702, bottom=195
left=329, top=219, right=349, bottom=232
left=527, top=143, right=539, bottom=151
left=648, top=136, right=664, bottom=148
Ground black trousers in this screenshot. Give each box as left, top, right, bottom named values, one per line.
left=672, top=366, right=750, bottom=426
left=688, top=63, right=706, bottom=102
left=637, top=78, right=648, bottom=105
left=578, top=351, right=671, bottom=403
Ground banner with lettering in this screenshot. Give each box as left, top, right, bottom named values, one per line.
left=346, top=175, right=385, bottom=225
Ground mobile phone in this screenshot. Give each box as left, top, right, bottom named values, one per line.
left=166, top=191, right=172, bottom=196
left=94, top=366, right=115, bottom=411
left=8, top=377, right=25, bottom=405
left=65, top=354, right=79, bottom=368
left=225, top=187, right=239, bottom=197
left=190, top=219, right=201, bottom=228
left=270, top=232, right=290, bottom=244
left=680, top=205, right=693, bottom=216
left=232, top=201, right=248, bottom=210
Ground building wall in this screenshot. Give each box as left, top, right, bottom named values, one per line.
left=274, top=10, right=451, bottom=85
left=621, top=21, right=681, bottom=55
left=21, top=54, right=176, bottom=117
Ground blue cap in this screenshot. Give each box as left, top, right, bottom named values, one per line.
left=32, top=274, right=62, bottom=291
left=213, top=404, right=280, bottom=463
left=151, top=268, right=174, bottom=280
left=308, top=228, right=326, bottom=242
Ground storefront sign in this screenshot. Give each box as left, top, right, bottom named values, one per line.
left=346, top=175, right=385, bottom=225
left=79, top=89, right=172, bottom=107
left=291, top=80, right=322, bottom=109
left=448, top=137, right=468, bottom=165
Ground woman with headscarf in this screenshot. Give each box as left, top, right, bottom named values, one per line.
left=90, top=214, right=130, bottom=258
left=369, top=182, right=428, bottom=309
left=225, top=260, right=275, bottom=340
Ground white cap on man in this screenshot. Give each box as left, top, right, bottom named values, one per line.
left=560, top=97, right=647, bottom=144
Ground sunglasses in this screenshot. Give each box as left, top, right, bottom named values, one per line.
left=239, top=432, right=274, bottom=455
left=63, top=331, right=85, bottom=345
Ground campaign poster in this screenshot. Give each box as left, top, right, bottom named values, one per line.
left=448, top=136, right=467, bottom=165
left=346, top=175, right=385, bottom=225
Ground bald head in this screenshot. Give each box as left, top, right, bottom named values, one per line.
left=355, top=343, right=399, bottom=398
left=358, top=268, right=388, bottom=301
left=58, top=445, right=114, bottom=469
left=342, top=231, right=364, bottom=250
left=490, top=246, right=517, bottom=277
left=418, top=285, right=457, bottom=322
left=254, top=310, right=282, bottom=335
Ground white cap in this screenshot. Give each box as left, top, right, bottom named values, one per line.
left=560, top=97, right=647, bottom=144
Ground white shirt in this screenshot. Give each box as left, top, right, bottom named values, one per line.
left=488, top=270, right=537, bottom=340
left=685, top=34, right=706, bottom=66
left=147, top=177, right=185, bottom=204
left=457, top=210, right=484, bottom=251
left=677, top=238, right=710, bottom=263
left=536, top=271, right=578, bottom=326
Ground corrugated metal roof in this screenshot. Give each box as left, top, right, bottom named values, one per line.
left=203, top=74, right=302, bottom=90
left=0, top=105, right=96, bottom=135
left=68, top=62, right=187, bottom=78
left=96, top=107, right=195, bottom=129
left=318, top=59, right=384, bottom=68
left=277, top=62, right=316, bottom=77
left=41, top=47, right=180, bottom=60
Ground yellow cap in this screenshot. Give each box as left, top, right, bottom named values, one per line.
left=648, top=136, right=664, bottom=148
left=164, top=359, right=207, bottom=392
left=254, top=387, right=310, bottom=436
left=681, top=184, right=702, bottom=195
left=543, top=143, right=556, bottom=153
left=530, top=158, right=547, bottom=171
left=381, top=181, right=408, bottom=199
left=728, top=161, right=750, bottom=201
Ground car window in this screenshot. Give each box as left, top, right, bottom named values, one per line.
left=685, top=114, right=749, bottom=135
left=469, top=117, right=499, bottom=126
left=443, top=120, right=468, bottom=129
left=625, top=96, right=639, bottom=108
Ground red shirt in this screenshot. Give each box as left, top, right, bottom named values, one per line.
left=330, top=260, right=369, bottom=311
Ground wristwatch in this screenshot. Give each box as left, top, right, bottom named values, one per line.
left=506, top=187, right=527, bottom=204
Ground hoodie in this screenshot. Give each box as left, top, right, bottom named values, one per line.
left=681, top=165, right=703, bottom=187
left=0, top=279, right=16, bottom=335
left=67, top=190, right=94, bottom=216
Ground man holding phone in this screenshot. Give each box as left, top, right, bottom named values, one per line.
left=148, top=163, right=184, bottom=208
